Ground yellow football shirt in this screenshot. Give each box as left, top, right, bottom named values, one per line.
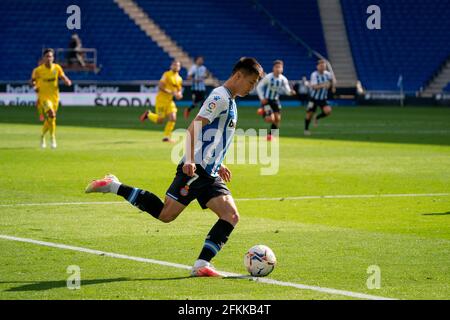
left=32, top=63, right=65, bottom=102
left=155, top=70, right=183, bottom=104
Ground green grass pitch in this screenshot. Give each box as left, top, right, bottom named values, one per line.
left=0, top=105, right=449, bottom=300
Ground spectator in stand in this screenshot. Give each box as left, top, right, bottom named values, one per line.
left=67, top=34, right=86, bottom=67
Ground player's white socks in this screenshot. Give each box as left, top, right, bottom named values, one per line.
left=193, top=259, right=210, bottom=269
left=109, top=181, right=121, bottom=194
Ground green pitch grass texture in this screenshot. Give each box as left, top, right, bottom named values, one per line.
left=0, top=106, right=449, bottom=300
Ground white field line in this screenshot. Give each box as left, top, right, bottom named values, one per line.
left=0, top=201, right=125, bottom=208
left=0, top=192, right=449, bottom=208
left=236, top=192, right=450, bottom=201
left=0, top=234, right=396, bottom=300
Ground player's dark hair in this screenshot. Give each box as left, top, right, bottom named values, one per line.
left=231, top=57, right=263, bottom=79
left=195, top=56, right=203, bottom=62
left=273, top=60, right=284, bottom=66
left=43, top=48, right=54, bottom=56
left=317, top=59, right=327, bottom=65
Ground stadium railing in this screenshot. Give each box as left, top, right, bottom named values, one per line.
left=54, top=48, right=101, bottom=74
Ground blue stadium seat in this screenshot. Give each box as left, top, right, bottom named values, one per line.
left=341, top=0, right=450, bottom=91
left=257, top=0, right=327, bottom=58
left=444, top=82, right=450, bottom=92
left=134, top=0, right=327, bottom=80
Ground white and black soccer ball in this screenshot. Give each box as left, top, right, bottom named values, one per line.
left=244, top=244, right=276, bottom=277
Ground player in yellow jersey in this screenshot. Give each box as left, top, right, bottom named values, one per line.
left=31, top=48, right=72, bottom=149
left=140, top=60, right=183, bottom=143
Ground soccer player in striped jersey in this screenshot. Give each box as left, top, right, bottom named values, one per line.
left=256, top=60, right=295, bottom=141
left=304, top=59, right=335, bottom=136
left=184, top=56, right=210, bottom=119
left=31, top=48, right=72, bottom=148
left=86, top=57, right=263, bottom=277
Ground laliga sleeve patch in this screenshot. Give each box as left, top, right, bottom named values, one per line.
left=206, top=101, right=216, bottom=113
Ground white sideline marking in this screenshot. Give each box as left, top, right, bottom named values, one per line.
left=237, top=193, right=450, bottom=201
left=0, top=234, right=395, bottom=300
left=0, top=201, right=125, bottom=208
left=0, top=192, right=448, bottom=208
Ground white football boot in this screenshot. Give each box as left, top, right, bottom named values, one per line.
left=40, top=136, right=47, bottom=149
left=191, top=259, right=223, bottom=277
left=85, top=174, right=121, bottom=194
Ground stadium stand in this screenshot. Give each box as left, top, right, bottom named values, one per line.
left=444, top=83, right=450, bottom=92
left=341, top=0, right=450, bottom=92
left=0, top=0, right=327, bottom=82
left=134, top=0, right=326, bottom=80
left=2, top=0, right=448, bottom=93
left=256, top=0, right=327, bottom=58
left=0, top=0, right=172, bottom=81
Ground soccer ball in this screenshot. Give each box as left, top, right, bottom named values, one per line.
left=244, top=245, right=277, bottom=277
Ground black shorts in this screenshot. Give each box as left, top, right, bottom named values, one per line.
left=306, top=99, right=329, bottom=113
left=166, top=164, right=231, bottom=209
left=192, top=90, right=206, bottom=104
left=261, top=99, right=281, bottom=117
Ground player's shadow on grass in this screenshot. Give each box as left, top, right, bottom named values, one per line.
left=2, top=276, right=192, bottom=292
left=422, top=211, right=450, bottom=216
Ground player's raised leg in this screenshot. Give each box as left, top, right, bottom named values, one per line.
left=85, top=174, right=186, bottom=222
left=315, top=105, right=332, bottom=124
left=140, top=109, right=162, bottom=124
left=163, top=107, right=177, bottom=143
left=304, top=102, right=315, bottom=136
left=270, top=111, right=281, bottom=140
left=46, top=102, right=58, bottom=149
left=40, top=116, right=49, bottom=148
left=264, top=110, right=275, bottom=141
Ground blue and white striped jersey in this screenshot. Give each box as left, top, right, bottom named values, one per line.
left=309, top=70, right=333, bottom=100
left=188, top=64, right=208, bottom=91
left=256, top=72, right=292, bottom=101
left=182, top=86, right=237, bottom=177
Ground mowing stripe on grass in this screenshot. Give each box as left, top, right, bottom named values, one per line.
left=0, top=234, right=396, bottom=300
left=0, top=192, right=449, bottom=207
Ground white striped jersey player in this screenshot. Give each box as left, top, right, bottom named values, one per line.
left=181, top=86, right=237, bottom=177
left=256, top=72, right=292, bottom=101
left=188, top=64, right=208, bottom=91
left=309, top=70, right=333, bottom=100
